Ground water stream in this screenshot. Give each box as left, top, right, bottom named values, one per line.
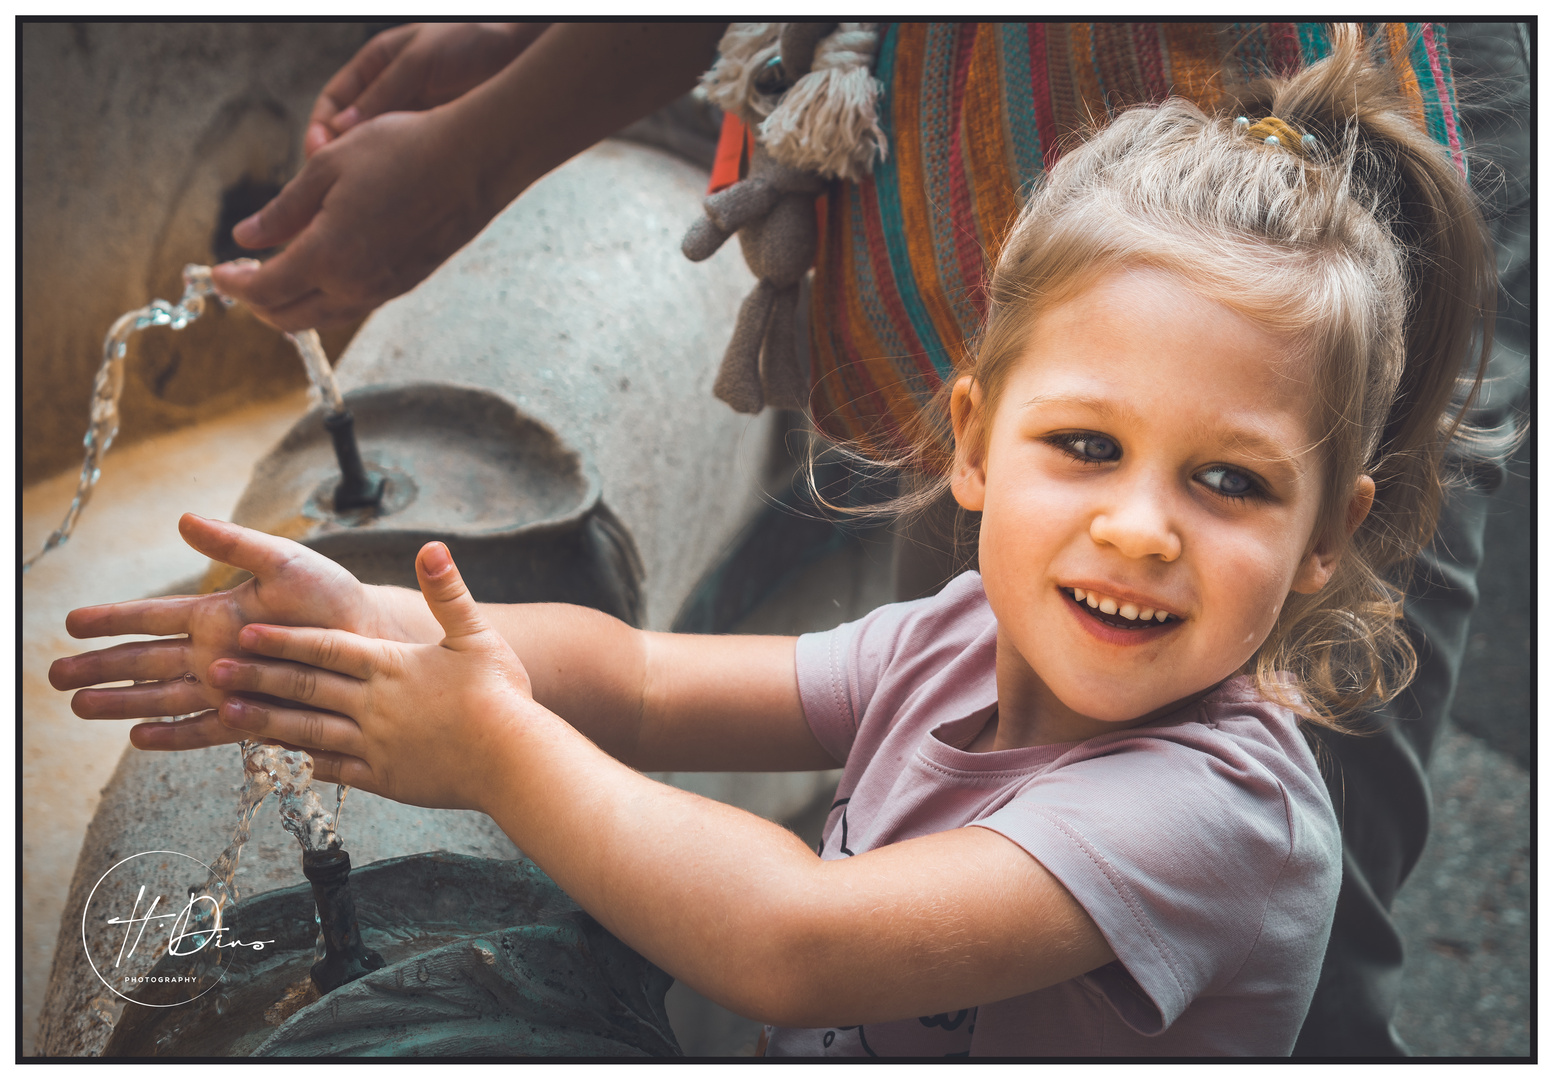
left=23, top=263, right=346, bottom=571
left=179, top=742, right=347, bottom=981
left=37, top=266, right=361, bottom=1011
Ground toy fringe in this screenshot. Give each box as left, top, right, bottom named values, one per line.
left=701, top=22, right=887, bottom=182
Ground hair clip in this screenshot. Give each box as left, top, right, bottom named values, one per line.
left=1243, top=116, right=1312, bottom=158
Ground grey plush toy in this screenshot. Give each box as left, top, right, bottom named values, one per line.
left=683, top=23, right=885, bottom=414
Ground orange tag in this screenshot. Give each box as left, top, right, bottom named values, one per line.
left=709, top=113, right=751, bottom=194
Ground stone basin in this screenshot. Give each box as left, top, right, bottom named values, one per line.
left=103, top=852, right=680, bottom=1058
left=216, top=382, right=643, bottom=624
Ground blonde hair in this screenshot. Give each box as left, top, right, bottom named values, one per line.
left=858, top=26, right=1495, bottom=730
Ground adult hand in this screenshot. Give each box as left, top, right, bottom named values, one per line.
left=305, top=22, right=546, bottom=155
left=211, top=107, right=497, bottom=331
left=210, top=22, right=725, bottom=332
left=208, top=541, right=539, bottom=812
left=49, top=514, right=433, bottom=751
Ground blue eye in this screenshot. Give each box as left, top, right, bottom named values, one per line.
left=1056, top=434, right=1119, bottom=462
left=1198, top=465, right=1259, bottom=499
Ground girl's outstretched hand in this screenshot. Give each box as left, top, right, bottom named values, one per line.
left=49, top=514, right=432, bottom=752
left=207, top=542, right=535, bottom=812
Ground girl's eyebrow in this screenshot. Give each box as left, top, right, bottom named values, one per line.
left=1017, top=391, right=1124, bottom=421
left=1017, top=392, right=1308, bottom=475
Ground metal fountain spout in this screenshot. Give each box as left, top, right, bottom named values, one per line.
left=301, top=848, right=386, bottom=993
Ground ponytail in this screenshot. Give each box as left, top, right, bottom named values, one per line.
left=1232, top=24, right=1496, bottom=567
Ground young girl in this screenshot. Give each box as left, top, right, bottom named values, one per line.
left=54, top=30, right=1491, bottom=1057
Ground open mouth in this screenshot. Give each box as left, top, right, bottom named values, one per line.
left=1065, top=587, right=1179, bottom=631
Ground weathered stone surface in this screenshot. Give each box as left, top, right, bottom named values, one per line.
left=21, top=22, right=378, bottom=484
left=218, top=383, right=647, bottom=625
left=333, top=137, right=778, bottom=632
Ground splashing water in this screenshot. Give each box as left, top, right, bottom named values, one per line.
left=182, top=741, right=345, bottom=955
left=22, top=266, right=346, bottom=571
left=333, top=783, right=350, bottom=837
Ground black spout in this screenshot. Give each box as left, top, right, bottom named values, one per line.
left=302, top=848, right=386, bottom=994
left=324, top=410, right=385, bottom=511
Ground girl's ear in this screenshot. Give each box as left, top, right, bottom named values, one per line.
left=950, top=375, right=988, bottom=512
left=1291, top=475, right=1375, bottom=595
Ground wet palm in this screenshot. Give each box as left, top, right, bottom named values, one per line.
left=49, top=513, right=421, bottom=751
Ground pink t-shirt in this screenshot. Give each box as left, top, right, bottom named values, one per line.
left=764, top=572, right=1340, bottom=1058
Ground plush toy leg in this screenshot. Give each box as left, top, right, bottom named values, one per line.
left=759, top=283, right=809, bottom=411
left=714, top=280, right=775, bottom=414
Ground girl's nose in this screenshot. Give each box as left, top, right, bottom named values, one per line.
left=1089, top=484, right=1182, bottom=562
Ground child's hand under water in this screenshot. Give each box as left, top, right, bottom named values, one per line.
left=205, top=541, right=537, bottom=812
left=49, top=514, right=436, bottom=751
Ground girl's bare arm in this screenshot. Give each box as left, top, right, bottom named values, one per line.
left=207, top=544, right=1115, bottom=1025
left=56, top=516, right=827, bottom=772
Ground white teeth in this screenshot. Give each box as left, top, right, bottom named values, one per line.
left=1069, top=586, right=1174, bottom=623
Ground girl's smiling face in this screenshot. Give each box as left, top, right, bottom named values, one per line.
left=952, top=267, right=1366, bottom=746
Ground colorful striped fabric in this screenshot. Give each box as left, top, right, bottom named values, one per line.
left=806, top=22, right=1464, bottom=460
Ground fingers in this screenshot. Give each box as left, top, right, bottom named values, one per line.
left=231, top=624, right=379, bottom=681
left=50, top=638, right=194, bottom=691
left=216, top=696, right=366, bottom=761
left=208, top=653, right=364, bottom=716
left=130, top=712, right=245, bottom=752
left=228, top=284, right=365, bottom=334
left=307, top=25, right=415, bottom=150
left=226, top=154, right=337, bottom=254
left=64, top=595, right=199, bottom=640
left=415, top=543, right=488, bottom=642
left=176, top=513, right=305, bottom=583
left=301, top=748, right=378, bottom=790
left=71, top=679, right=212, bottom=721
left=211, top=228, right=367, bottom=333
left=344, top=50, right=428, bottom=130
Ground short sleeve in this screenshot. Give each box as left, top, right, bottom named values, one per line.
left=976, top=726, right=1337, bottom=1034
left=794, top=572, right=994, bottom=766
left=794, top=621, right=861, bottom=765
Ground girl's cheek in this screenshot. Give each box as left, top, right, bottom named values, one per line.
left=1214, top=547, right=1298, bottom=638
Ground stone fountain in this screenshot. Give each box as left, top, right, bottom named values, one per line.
left=35, top=131, right=850, bottom=1057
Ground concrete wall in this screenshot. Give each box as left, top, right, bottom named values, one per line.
left=21, top=22, right=380, bottom=484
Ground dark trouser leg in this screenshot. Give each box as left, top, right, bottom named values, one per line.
left=1293, top=21, right=1529, bottom=1057
left=1294, top=487, right=1491, bottom=1055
